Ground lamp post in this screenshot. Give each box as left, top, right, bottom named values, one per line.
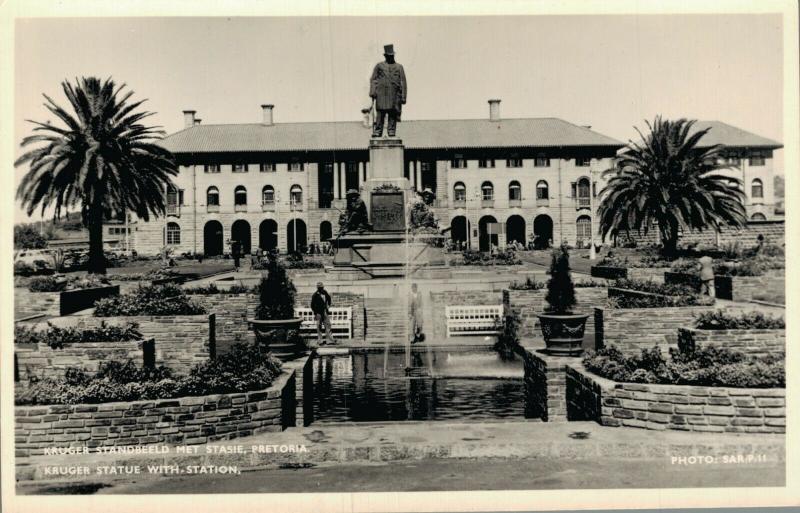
left=589, top=166, right=597, bottom=261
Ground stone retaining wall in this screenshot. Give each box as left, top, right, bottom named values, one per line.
left=47, top=314, right=215, bottom=374
left=15, top=339, right=153, bottom=382
left=624, top=220, right=785, bottom=248
left=14, top=369, right=297, bottom=457
left=522, top=350, right=576, bottom=422
left=627, top=267, right=667, bottom=283
left=678, top=328, right=785, bottom=358
left=503, top=288, right=607, bottom=339
left=726, top=271, right=785, bottom=304
left=594, top=306, right=715, bottom=353
left=566, top=364, right=785, bottom=433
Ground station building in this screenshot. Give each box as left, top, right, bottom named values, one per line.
left=127, top=100, right=782, bottom=255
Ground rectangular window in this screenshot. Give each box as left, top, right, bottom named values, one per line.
left=478, top=159, right=495, bottom=168
left=108, top=228, right=115, bottom=235
left=204, top=164, right=220, bottom=174
left=506, top=159, right=522, bottom=168
left=178, top=190, right=185, bottom=206
left=260, top=163, right=276, bottom=172
left=576, top=157, right=591, bottom=167
left=232, top=164, right=247, bottom=173
left=749, top=152, right=765, bottom=166
left=728, top=156, right=741, bottom=166
left=534, top=156, right=550, bottom=167
left=289, top=162, right=305, bottom=172
left=451, top=158, right=467, bottom=169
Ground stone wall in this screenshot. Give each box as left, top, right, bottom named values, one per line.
left=624, top=220, right=785, bottom=249
left=566, top=364, right=785, bottom=433
left=503, top=287, right=607, bottom=339
left=47, top=315, right=215, bottom=374
left=522, top=350, right=577, bottom=422
left=678, top=328, right=785, bottom=358
left=429, top=289, right=504, bottom=340
left=627, top=267, right=666, bottom=283
left=594, top=306, right=716, bottom=353
left=728, top=271, right=785, bottom=304
left=14, top=369, right=297, bottom=457
left=14, top=289, right=60, bottom=322
left=15, top=340, right=152, bottom=382
left=193, top=292, right=365, bottom=353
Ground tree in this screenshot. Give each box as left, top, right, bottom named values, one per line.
left=14, top=224, right=47, bottom=249
left=545, top=244, right=577, bottom=314
left=15, top=77, right=177, bottom=274
left=255, top=250, right=297, bottom=320
left=598, top=117, right=746, bottom=256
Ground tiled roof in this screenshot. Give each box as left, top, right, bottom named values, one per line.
left=158, top=118, right=625, bottom=154
left=691, top=121, right=781, bottom=149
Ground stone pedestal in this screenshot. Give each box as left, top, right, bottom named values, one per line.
left=329, top=137, right=447, bottom=280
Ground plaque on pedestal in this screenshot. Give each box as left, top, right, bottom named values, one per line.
left=371, top=192, right=405, bottom=231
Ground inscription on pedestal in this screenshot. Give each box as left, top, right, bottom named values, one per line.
left=370, top=192, right=405, bottom=231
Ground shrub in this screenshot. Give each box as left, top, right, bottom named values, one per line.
left=694, top=310, right=785, bottom=330
left=255, top=251, right=296, bottom=320
left=669, top=258, right=699, bottom=273
left=583, top=344, right=784, bottom=388
left=613, top=278, right=696, bottom=297
left=545, top=244, right=576, bottom=314
left=28, top=276, right=67, bottom=292
left=14, top=321, right=142, bottom=349
left=608, top=294, right=713, bottom=309
left=184, top=283, right=255, bottom=295
left=510, top=277, right=604, bottom=290
left=457, top=248, right=521, bottom=266
left=14, top=225, right=48, bottom=249
left=93, top=284, right=206, bottom=316
left=14, top=343, right=283, bottom=405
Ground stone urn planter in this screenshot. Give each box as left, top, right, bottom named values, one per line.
left=248, top=318, right=304, bottom=360
left=537, top=312, right=590, bottom=356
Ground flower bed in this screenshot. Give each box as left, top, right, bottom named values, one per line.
left=567, top=363, right=785, bottom=433
left=676, top=311, right=786, bottom=359
left=15, top=276, right=121, bottom=319
left=14, top=351, right=297, bottom=456
left=93, top=283, right=205, bottom=316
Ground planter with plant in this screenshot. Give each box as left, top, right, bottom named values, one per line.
left=537, top=245, right=589, bottom=356
left=248, top=250, right=303, bottom=359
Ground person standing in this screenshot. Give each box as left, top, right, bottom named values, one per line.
left=699, top=255, right=715, bottom=298
left=409, top=283, right=424, bottom=343
left=231, top=239, right=242, bottom=272
left=311, top=281, right=335, bottom=346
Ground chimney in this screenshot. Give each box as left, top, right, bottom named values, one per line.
left=194, top=118, right=202, bottom=126
left=488, top=99, right=501, bottom=121
left=261, top=104, right=274, bottom=126
left=361, top=108, right=371, bottom=128
left=183, top=110, right=196, bottom=128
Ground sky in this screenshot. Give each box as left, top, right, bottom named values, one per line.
left=13, top=14, right=784, bottom=222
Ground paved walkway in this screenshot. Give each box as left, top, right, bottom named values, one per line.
left=17, top=420, right=784, bottom=484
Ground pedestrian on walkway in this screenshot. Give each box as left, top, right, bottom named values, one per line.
left=231, top=239, right=242, bottom=272
left=311, top=281, right=335, bottom=345
left=699, top=255, right=715, bottom=298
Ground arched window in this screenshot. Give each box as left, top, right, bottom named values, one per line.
left=576, top=177, right=591, bottom=208
left=166, top=222, right=181, bottom=245
left=751, top=179, right=764, bottom=198
left=262, top=185, right=274, bottom=205
left=751, top=213, right=767, bottom=221
left=481, top=181, right=494, bottom=201
left=290, top=184, right=303, bottom=206
left=234, top=186, right=247, bottom=205
left=576, top=216, right=591, bottom=245
left=508, top=181, right=522, bottom=201
left=536, top=180, right=549, bottom=200
left=453, top=182, right=466, bottom=202
left=206, top=186, right=219, bottom=206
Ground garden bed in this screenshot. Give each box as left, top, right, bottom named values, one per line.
left=594, top=305, right=716, bottom=353
left=590, top=266, right=627, bottom=280
left=566, top=363, right=785, bottom=433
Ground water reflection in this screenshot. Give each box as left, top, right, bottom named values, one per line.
left=313, top=349, right=535, bottom=422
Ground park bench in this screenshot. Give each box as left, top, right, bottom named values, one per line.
left=445, top=305, right=503, bottom=337
left=295, top=307, right=353, bottom=339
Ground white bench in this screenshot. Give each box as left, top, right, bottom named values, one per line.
left=445, top=305, right=504, bottom=337
left=295, top=307, right=353, bottom=339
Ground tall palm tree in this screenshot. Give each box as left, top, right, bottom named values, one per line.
left=598, top=117, right=746, bottom=256
left=16, top=77, right=178, bottom=274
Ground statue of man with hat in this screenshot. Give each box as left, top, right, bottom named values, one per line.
left=338, top=189, right=372, bottom=234
left=369, top=44, right=407, bottom=138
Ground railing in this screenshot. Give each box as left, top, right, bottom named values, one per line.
left=261, top=202, right=275, bottom=212
left=166, top=204, right=179, bottom=216
left=206, top=204, right=220, bottom=213
left=576, top=197, right=591, bottom=209
left=234, top=204, right=247, bottom=213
